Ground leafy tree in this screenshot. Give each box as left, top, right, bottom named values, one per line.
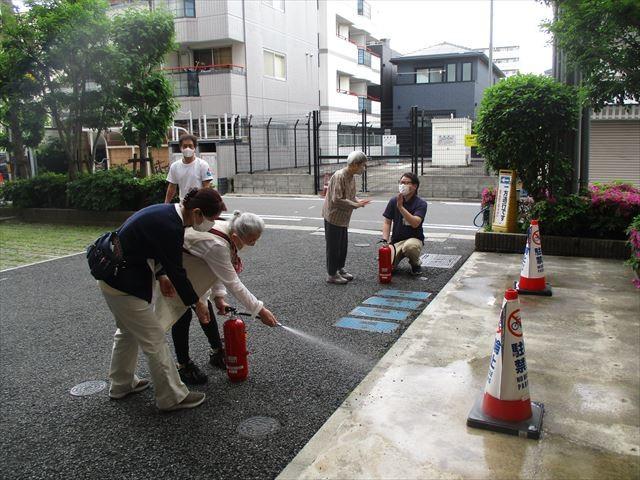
left=111, top=8, right=177, bottom=177
left=0, top=2, right=46, bottom=178
left=542, top=0, right=640, bottom=108
left=26, top=0, right=113, bottom=179
left=476, top=74, right=579, bottom=200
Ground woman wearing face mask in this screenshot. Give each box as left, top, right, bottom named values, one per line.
left=157, top=211, right=278, bottom=379
left=97, top=187, right=225, bottom=412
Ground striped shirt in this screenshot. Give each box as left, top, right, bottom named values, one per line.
left=322, top=167, right=360, bottom=227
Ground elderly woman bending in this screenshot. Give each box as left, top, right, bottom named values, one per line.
left=156, top=211, right=278, bottom=368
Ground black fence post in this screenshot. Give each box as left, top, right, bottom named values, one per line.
left=266, top=117, right=272, bottom=171
left=337, top=122, right=341, bottom=160
left=410, top=106, right=418, bottom=175
left=307, top=113, right=311, bottom=175
left=361, top=108, right=368, bottom=193
left=420, top=110, right=425, bottom=175
left=294, top=119, right=299, bottom=168
left=248, top=114, right=253, bottom=174
left=312, top=110, right=319, bottom=194
left=233, top=115, right=239, bottom=174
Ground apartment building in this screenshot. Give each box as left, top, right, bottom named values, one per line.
left=474, top=45, right=520, bottom=77
left=318, top=0, right=382, bottom=126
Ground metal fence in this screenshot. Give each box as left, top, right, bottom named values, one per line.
left=230, top=108, right=489, bottom=194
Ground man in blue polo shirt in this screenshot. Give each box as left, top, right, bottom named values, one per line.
left=381, top=172, right=428, bottom=275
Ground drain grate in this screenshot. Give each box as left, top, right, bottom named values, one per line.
left=420, top=253, right=461, bottom=269
left=237, top=416, right=281, bottom=438
left=70, top=380, right=107, bottom=397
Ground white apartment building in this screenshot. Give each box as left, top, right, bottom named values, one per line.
left=474, top=45, right=520, bottom=77
left=318, top=0, right=382, bottom=126
left=111, top=0, right=320, bottom=138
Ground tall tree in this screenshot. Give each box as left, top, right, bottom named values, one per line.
left=543, top=0, right=640, bottom=108
left=0, top=1, right=46, bottom=178
left=27, top=0, right=112, bottom=179
left=112, top=8, right=177, bottom=177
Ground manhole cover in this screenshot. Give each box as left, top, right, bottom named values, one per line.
left=70, top=380, right=107, bottom=397
left=420, top=253, right=461, bottom=269
left=237, top=416, right=281, bottom=438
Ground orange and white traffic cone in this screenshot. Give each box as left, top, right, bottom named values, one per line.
left=467, top=288, right=544, bottom=439
left=514, top=219, right=552, bottom=296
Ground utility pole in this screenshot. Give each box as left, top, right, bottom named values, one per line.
left=488, top=0, right=494, bottom=86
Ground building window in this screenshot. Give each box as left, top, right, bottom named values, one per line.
left=358, top=48, right=372, bottom=67
left=446, top=64, right=456, bottom=82
left=357, top=0, right=371, bottom=18
left=164, top=0, right=195, bottom=18
left=416, top=67, right=444, bottom=84
left=462, top=62, right=472, bottom=81
left=194, top=47, right=232, bottom=68
left=264, top=49, right=286, bottom=80
left=262, top=0, right=284, bottom=12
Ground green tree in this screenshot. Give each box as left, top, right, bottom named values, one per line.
left=476, top=74, right=579, bottom=200
left=0, top=2, right=46, bottom=178
left=27, top=0, right=113, bottom=179
left=542, top=0, right=640, bottom=108
left=111, top=8, right=177, bottom=177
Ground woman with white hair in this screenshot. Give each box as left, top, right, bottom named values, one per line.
left=156, top=211, right=278, bottom=381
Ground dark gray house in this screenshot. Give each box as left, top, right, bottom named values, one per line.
left=390, top=42, right=505, bottom=127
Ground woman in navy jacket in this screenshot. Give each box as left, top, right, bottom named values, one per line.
left=98, top=187, right=225, bottom=412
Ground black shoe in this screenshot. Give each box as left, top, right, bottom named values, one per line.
left=178, top=360, right=208, bottom=385
left=411, top=264, right=422, bottom=276
left=209, top=348, right=226, bottom=370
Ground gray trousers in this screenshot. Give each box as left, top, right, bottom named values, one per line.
left=324, top=220, right=348, bottom=276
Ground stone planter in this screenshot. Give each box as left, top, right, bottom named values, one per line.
left=475, top=230, right=630, bottom=260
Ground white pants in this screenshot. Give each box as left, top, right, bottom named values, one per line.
left=99, top=281, right=189, bottom=410
left=391, top=238, right=423, bottom=267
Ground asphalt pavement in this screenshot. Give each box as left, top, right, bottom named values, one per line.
left=0, top=225, right=474, bottom=479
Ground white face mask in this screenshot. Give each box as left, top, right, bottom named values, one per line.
left=399, top=184, right=410, bottom=195
left=193, top=212, right=215, bottom=232
left=182, top=147, right=195, bottom=158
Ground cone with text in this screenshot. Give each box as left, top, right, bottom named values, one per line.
left=515, top=219, right=552, bottom=296
left=467, top=288, right=544, bottom=439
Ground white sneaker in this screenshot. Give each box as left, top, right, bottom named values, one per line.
left=160, top=391, right=206, bottom=412
left=326, top=274, right=348, bottom=284
left=338, top=269, right=354, bottom=281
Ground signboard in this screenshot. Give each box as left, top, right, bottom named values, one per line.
left=382, top=135, right=396, bottom=146
left=437, top=134, right=455, bottom=146
left=464, top=134, right=478, bottom=147
left=492, top=170, right=517, bottom=233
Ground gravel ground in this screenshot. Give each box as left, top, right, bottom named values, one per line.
left=0, top=228, right=474, bottom=479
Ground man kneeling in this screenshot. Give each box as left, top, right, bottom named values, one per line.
left=381, top=172, right=428, bottom=275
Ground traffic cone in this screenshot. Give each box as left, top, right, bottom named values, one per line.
left=514, top=220, right=552, bottom=296
left=467, top=289, right=544, bottom=439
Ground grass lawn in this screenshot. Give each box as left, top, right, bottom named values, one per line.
left=0, top=221, right=119, bottom=271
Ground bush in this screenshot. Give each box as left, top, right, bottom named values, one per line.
left=476, top=74, right=579, bottom=200
left=67, top=168, right=141, bottom=211
left=139, top=173, right=172, bottom=206
left=0, top=172, right=68, bottom=208
left=626, top=215, right=640, bottom=288
left=528, top=182, right=640, bottom=240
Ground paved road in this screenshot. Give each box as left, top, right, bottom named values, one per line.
left=0, top=200, right=477, bottom=480
left=222, top=195, right=481, bottom=237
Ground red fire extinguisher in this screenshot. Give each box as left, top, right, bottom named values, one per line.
left=223, top=308, right=249, bottom=383
left=378, top=240, right=392, bottom=284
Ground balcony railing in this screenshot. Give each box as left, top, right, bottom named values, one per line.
left=336, top=89, right=380, bottom=112
left=162, top=64, right=245, bottom=97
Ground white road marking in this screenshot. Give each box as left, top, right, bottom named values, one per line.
left=0, top=251, right=85, bottom=273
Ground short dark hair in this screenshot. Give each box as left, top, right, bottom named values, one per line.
left=401, top=172, right=419, bottom=189
left=182, top=187, right=226, bottom=217
left=179, top=133, right=198, bottom=148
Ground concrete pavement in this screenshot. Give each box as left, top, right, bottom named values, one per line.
left=278, top=252, right=640, bottom=479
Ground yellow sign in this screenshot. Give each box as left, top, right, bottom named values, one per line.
left=464, top=134, right=478, bottom=147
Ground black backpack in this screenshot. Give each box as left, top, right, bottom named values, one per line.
left=86, top=231, right=125, bottom=280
